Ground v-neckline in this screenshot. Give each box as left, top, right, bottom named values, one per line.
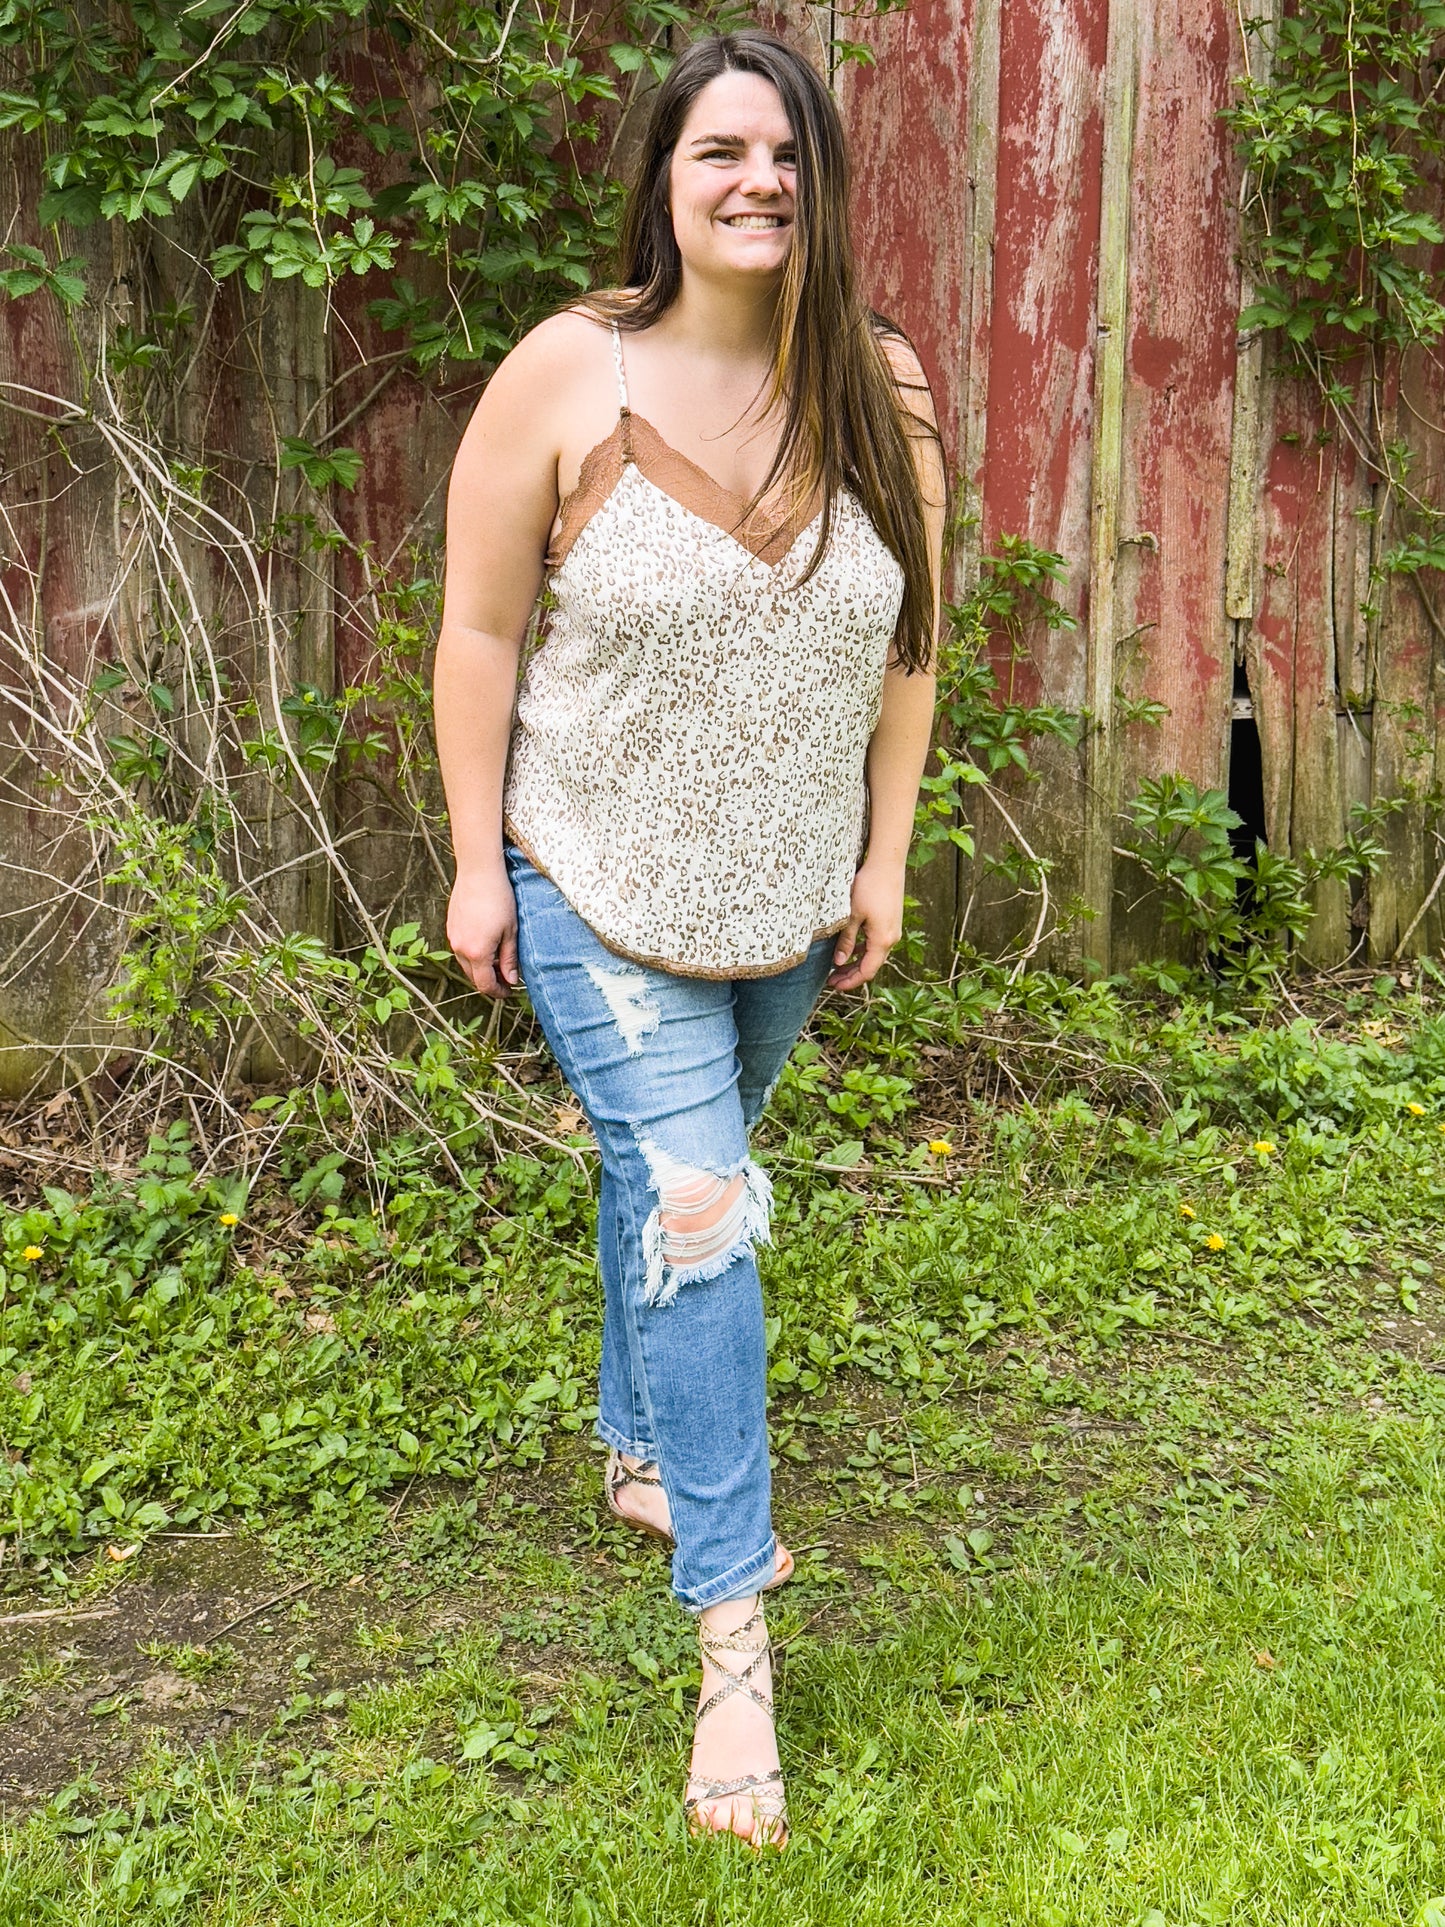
left=624, top=411, right=821, bottom=567
left=622, top=409, right=775, bottom=516
left=547, top=409, right=827, bottom=574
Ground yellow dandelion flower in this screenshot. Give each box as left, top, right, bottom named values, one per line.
left=1179, top=1203, right=1196, bottom=1219
left=1407, top=1103, right=1426, bottom=1117
left=21, top=1244, right=42, bottom=1261
left=1253, top=1140, right=1276, bottom=1157
left=927, top=1139, right=954, bottom=1157
left=219, top=1212, right=239, bottom=1227
left=1204, top=1233, right=1226, bottom=1252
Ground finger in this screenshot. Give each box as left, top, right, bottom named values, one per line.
left=457, top=949, right=508, bottom=1000
left=827, top=947, right=867, bottom=991
left=498, top=930, right=521, bottom=988
left=853, top=932, right=893, bottom=985
left=828, top=926, right=894, bottom=992
left=832, top=919, right=861, bottom=968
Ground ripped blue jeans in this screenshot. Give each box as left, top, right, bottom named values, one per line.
left=505, top=844, right=835, bottom=1611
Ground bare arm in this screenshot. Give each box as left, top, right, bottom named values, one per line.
left=829, top=336, right=946, bottom=992
left=433, top=314, right=595, bottom=997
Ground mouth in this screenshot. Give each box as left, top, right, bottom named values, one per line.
left=721, top=213, right=788, bottom=231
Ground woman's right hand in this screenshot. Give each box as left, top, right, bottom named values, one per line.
left=447, top=862, right=521, bottom=999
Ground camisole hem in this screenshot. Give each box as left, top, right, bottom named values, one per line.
left=502, top=817, right=848, bottom=982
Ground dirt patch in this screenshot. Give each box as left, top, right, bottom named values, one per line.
left=1364, top=1307, right=1445, bottom=1367
left=0, top=1535, right=429, bottom=1812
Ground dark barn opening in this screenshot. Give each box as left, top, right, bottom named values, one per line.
left=1228, top=663, right=1268, bottom=865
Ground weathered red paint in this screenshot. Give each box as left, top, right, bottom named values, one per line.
left=981, top=0, right=1107, bottom=695
left=1113, top=0, right=1238, bottom=794
left=5, top=0, right=1445, bottom=1079
left=1250, top=376, right=1346, bottom=952
left=837, top=0, right=974, bottom=468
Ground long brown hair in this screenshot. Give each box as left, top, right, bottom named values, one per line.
left=576, top=30, right=940, bottom=675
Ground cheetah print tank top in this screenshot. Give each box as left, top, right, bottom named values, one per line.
left=502, top=322, right=906, bottom=979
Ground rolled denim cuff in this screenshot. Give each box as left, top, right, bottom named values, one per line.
left=595, top=1417, right=659, bottom=1461
left=674, top=1533, right=778, bottom=1614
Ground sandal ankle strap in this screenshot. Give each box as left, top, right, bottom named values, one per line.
left=695, top=1603, right=774, bottom=1727
left=606, top=1449, right=663, bottom=1493
left=698, top=1604, right=767, bottom=1658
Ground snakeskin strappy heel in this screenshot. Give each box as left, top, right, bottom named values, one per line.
left=684, top=1600, right=788, bottom=1849
left=602, top=1450, right=795, bottom=1587
left=603, top=1450, right=672, bottom=1540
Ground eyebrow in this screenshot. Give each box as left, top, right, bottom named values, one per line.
left=688, top=131, right=795, bottom=148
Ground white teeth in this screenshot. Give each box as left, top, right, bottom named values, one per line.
left=726, top=215, right=783, bottom=229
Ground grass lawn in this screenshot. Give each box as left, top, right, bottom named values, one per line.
left=4, top=967, right=1445, bottom=1923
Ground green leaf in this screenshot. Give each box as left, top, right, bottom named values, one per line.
left=169, top=159, right=201, bottom=203
left=279, top=438, right=364, bottom=491
left=820, top=1139, right=866, bottom=1170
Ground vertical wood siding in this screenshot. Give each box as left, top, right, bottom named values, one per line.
left=827, top=0, right=1444, bottom=971
left=4, top=1, right=1445, bottom=1080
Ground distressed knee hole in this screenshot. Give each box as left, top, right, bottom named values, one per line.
left=659, top=1171, right=749, bottom=1268
left=636, top=1139, right=774, bottom=1308
left=585, top=962, right=659, bottom=1056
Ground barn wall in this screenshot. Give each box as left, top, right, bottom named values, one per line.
left=830, top=0, right=1444, bottom=974
left=2, top=0, right=1444, bottom=1087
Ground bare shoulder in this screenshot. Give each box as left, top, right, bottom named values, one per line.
left=481, top=305, right=614, bottom=409
left=452, top=303, right=621, bottom=502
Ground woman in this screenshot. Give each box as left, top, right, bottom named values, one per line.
left=434, top=28, right=944, bottom=1848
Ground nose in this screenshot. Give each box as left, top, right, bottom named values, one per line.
left=739, top=144, right=784, bottom=198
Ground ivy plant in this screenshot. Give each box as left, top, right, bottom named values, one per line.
left=0, top=0, right=741, bottom=364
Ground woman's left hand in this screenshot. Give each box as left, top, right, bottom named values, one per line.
left=828, top=856, right=907, bottom=991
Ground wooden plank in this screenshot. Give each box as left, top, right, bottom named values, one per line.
left=1081, top=0, right=1138, bottom=972
left=1372, top=323, right=1445, bottom=959
left=954, top=0, right=1002, bottom=602
left=1227, top=0, right=1354, bottom=966
left=326, top=241, right=466, bottom=940
left=1247, top=370, right=1352, bottom=963
left=967, top=0, right=1109, bottom=966
left=835, top=0, right=975, bottom=973
left=1108, top=0, right=1242, bottom=969
left=1330, top=408, right=1376, bottom=945
left=1223, top=0, right=1280, bottom=627
left=0, top=133, right=125, bottom=1091
left=1331, top=421, right=1376, bottom=714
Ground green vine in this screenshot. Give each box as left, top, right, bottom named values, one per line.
left=0, top=0, right=751, bottom=1148
left=0, top=0, right=740, bottom=365
left=1122, top=776, right=1401, bottom=991
left=1225, top=0, right=1445, bottom=609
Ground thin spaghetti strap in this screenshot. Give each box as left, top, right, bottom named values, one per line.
left=610, top=322, right=631, bottom=414
left=610, top=321, right=633, bottom=461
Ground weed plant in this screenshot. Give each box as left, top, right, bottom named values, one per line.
left=5, top=962, right=1445, bottom=1586
left=4, top=968, right=1445, bottom=1919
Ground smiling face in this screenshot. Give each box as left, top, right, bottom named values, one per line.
left=667, top=70, right=798, bottom=286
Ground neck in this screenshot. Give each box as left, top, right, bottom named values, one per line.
left=653, top=269, right=781, bottom=362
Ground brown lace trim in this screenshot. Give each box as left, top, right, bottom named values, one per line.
left=545, top=424, right=628, bottom=572
left=545, top=411, right=821, bottom=574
